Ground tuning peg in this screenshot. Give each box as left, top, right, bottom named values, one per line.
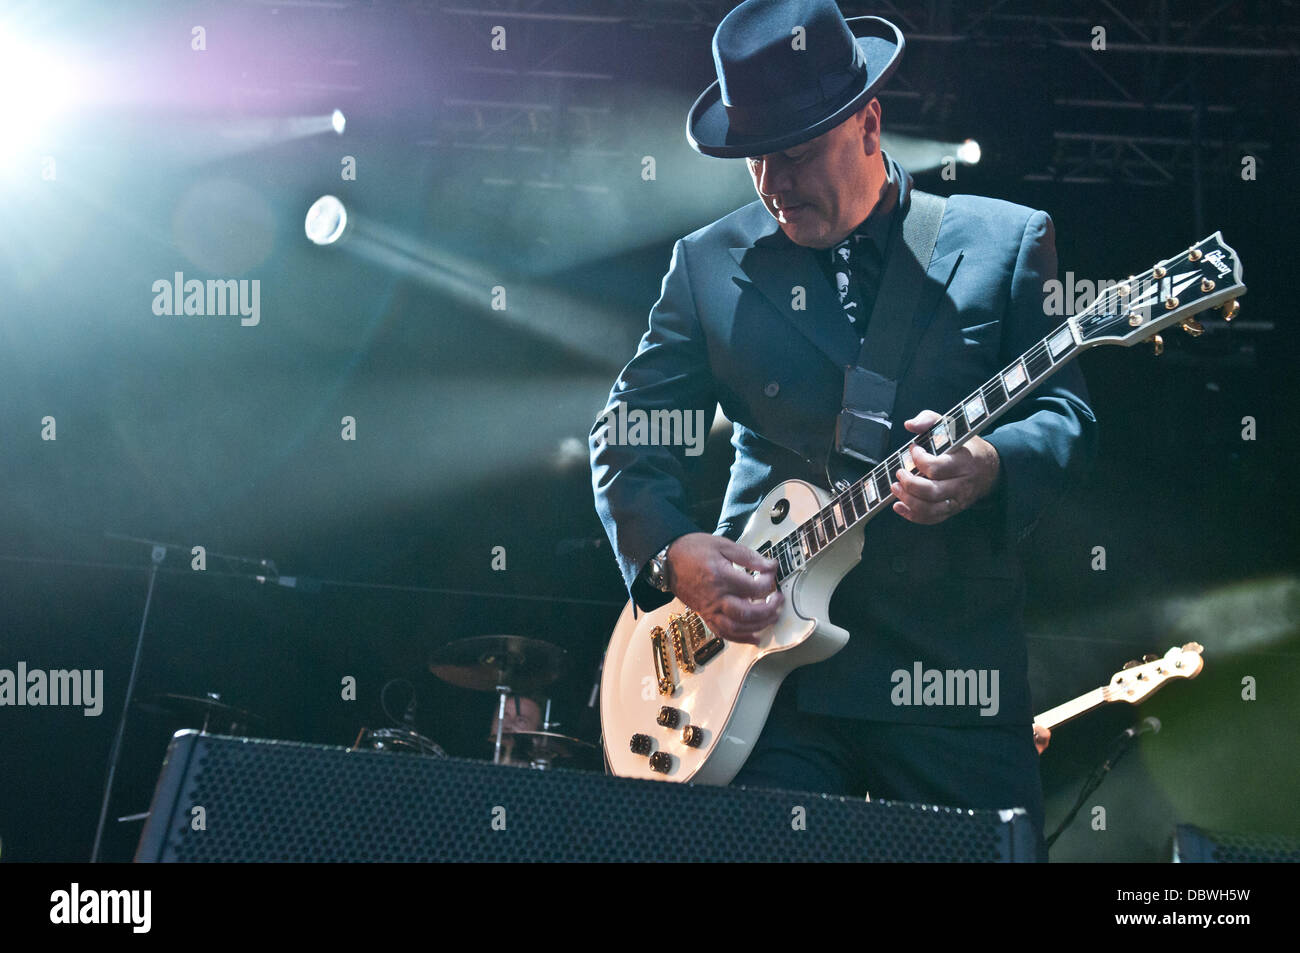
left=1122, top=659, right=1141, bottom=670
left=1221, top=299, right=1239, bottom=322
left=1142, top=654, right=1160, bottom=663
left=1151, top=333, right=1164, bottom=356
left=1180, top=316, right=1205, bottom=337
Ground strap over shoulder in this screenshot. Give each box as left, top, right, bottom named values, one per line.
left=834, top=189, right=947, bottom=467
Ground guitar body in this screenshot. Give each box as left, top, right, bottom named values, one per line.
left=600, top=479, right=864, bottom=784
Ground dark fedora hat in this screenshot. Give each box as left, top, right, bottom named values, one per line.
left=687, top=0, right=904, bottom=158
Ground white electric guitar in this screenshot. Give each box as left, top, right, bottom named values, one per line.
left=601, top=233, right=1244, bottom=784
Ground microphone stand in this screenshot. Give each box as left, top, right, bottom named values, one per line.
left=89, top=534, right=299, bottom=861
left=1044, top=721, right=1154, bottom=851
left=90, top=544, right=165, bottom=863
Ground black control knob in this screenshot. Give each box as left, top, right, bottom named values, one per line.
left=649, top=751, right=672, bottom=774
left=656, top=706, right=682, bottom=729
left=629, top=733, right=653, bottom=756
left=681, top=725, right=703, bottom=748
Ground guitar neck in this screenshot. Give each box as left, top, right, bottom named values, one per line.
left=1034, top=686, right=1109, bottom=731
left=768, top=316, right=1083, bottom=580
left=764, top=231, right=1243, bottom=581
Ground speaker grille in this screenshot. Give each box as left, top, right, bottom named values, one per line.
left=1176, top=824, right=1300, bottom=863
left=138, top=732, right=1030, bottom=862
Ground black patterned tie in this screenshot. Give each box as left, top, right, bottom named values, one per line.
left=831, top=236, right=878, bottom=339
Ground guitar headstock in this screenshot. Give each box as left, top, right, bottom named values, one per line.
left=1076, top=233, right=1245, bottom=349
left=1107, top=642, right=1205, bottom=704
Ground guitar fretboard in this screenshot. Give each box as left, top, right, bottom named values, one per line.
left=757, top=235, right=1238, bottom=583
left=767, top=318, right=1082, bottom=582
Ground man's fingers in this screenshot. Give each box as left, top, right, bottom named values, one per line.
left=717, top=538, right=777, bottom=574
left=719, top=593, right=781, bottom=627
left=892, top=494, right=951, bottom=526
left=720, top=560, right=779, bottom=599
left=909, top=440, right=970, bottom=481
left=903, top=409, right=943, bottom=432
left=708, top=595, right=781, bottom=644
left=894, top=465, right=947, bottom=503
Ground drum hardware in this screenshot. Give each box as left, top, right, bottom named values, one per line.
left=429, top=635, right=568, bottom=765
left=352, top=726, right=447, bottom=758
left=135, top=691, right=264, bottom=735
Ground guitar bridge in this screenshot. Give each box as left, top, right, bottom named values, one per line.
left=651, top=625, right=675, bottom=696
left=670, top=611, right=724, bottom=673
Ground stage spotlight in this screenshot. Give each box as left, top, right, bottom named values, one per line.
left=957, top=138, right=981, bottom=165
left=305, top=195, right=349, bottom=246
left=0, top=30, right=74, bottom=159
left=331, top=109, right=346, bottom=135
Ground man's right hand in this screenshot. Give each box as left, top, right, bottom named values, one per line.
left=662, top=533, right=783, bottom=645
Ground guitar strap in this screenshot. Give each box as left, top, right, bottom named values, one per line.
left=834, top=188, right=948, bottom=468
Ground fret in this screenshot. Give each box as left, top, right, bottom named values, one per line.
left=865, top=474, right=880, bottom=505
left=776, top=542, right=792, bottom=577
left=1047, top=326, right=1073, bottom=361
left=1002, top=360, right=1028, bottom=395
left=929, top=417, right=951, bottom=451
left=1025, top=344, right=1052, bottom=380
left=983, top=377, right=1008, bottom=414
left=951, top=410, right=970, bottom=441
left=849, top=484, right=867, bottom=520
left=873, top=469, right=891, bottom=502
left=813, top=515, right=828, bottom=547
left=806, top=522, right=822, bottom=555
left=820, top=509, right=836, bottom=540
left=962, top=394, right=986, bottom=428
left=831, top=501, right=846, bottom=532
left=799, top=526, right=813, bottom=560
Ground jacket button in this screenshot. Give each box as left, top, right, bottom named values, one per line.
left=763, top=381, right=780, bottom=398
left=891, top=555, right=907, bottom=574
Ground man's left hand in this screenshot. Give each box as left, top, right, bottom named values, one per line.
left=890, top=410, right=1001, bottom=525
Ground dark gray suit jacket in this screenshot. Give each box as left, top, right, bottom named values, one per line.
left=590, top=157, right=1097, bottom=725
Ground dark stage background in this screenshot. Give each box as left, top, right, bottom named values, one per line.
left=1, top=0, right=1297, bottom=863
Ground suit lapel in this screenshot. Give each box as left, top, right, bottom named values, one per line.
left=897, top=246, right=963, bottom=374
left=728, top=236, right=861, bottom=369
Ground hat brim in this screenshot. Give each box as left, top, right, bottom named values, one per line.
left=686, top=16, right=904, bottom=159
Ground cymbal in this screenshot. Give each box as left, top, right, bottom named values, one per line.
left=429, top=635, right=567, bottom=694
left=136, top=692, right=264, bottom=725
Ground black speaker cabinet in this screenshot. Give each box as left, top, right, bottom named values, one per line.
left=135, top=730, right=1036, bottom=862
left=1174, top=823, right=1300, bottom=863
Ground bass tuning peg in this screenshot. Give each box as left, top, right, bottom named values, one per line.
left=1221, top=299, right=1239, bottom=322
left=1151, top=333, right=1164, bottom=356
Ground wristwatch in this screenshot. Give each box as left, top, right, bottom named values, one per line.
left=646, top=543, right=673, bottom=593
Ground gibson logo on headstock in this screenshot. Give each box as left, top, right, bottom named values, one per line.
left=1203, top=249, right=1231, bottom=277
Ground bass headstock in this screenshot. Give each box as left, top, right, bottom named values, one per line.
left=1108, top=642, right=1205, bottom=704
